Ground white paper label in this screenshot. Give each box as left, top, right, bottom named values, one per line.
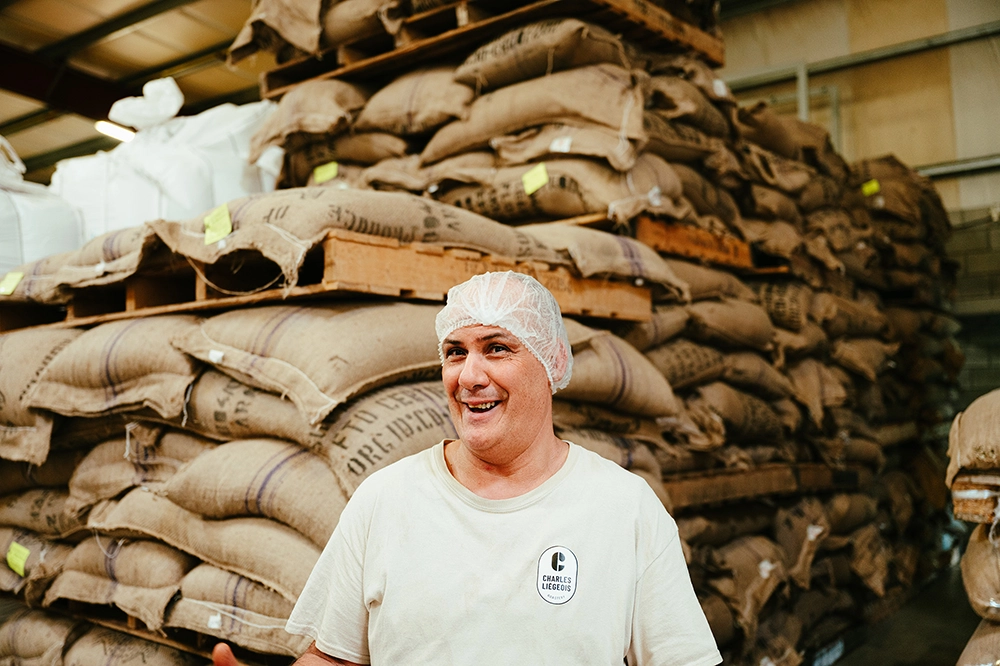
left=208, top=350, right=225, bottom=364
left=807, top=524, right=825, bottom=541
left=758, top=559, right=776, bottom=579
left=549, top=136, right=573, bottom=153
left=713, top=79, right=729, bottom=97
left=207, top=613, right=222, bottom=629
left=94, top=261, right=107, bottom=274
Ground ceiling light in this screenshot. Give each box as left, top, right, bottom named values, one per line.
left=94, top=120, right=135, bottom=142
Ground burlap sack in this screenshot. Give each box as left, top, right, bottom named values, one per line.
left=721, top=352, right=793, bottom=399
left=615, top=303, right=689, bottom=352
left=64, top=627, right=200, bottom=666
left=174, top=302, right=442, bottom=426
left=670, top=162, right=742, bottom=233
left=304, top=163, right=367, bottom=188
left=688, top=382, right=783, bottom=443
left=87, top=489, right=319, bottom=602
left=249, top=80, right=370, bottom=162
left=947, top=388, right=1000, bottom=486
left=772, top=322, right=828, bottom=366
left=645, top=339, right=725, bottom=390
left=774, top=497, right=829, bottom=589
left=685, top=298, right=775, bottom=351
left=151, top=188, right=563, bottom=290
left=926, top=311, right=962, bottom=337
left=318, top=381, right=455, bottom=496
left=784, top=117, right=849, bottom=184
left=163, top=438, right=346, bottom=547
left=848, top=522, right=889, bottom=597
left=43, top=537, right=197, bottom=630
left=809, top=292, right=887, bottom=338
left=453, top=19, right=630, bottom=91
left=878, top=470, right=914, bottom=533
left=643, top=53, right=736, bottom=106
left=645, top=76, right=730, bottom=138
left=749, top=281, right=813, bottom=332
left=824, top=493, right=877, bottom=534
left=771, top=397, right=802, bottom=434
left=561, top=323, right=679, bottom=418
left=519, top=222, right=689, bottom=301
left=25, top=315, right=202, bottom=419
left=0, top=489, right=85, bottom=540
left=956, top=618, right=1000, bottom=665
left=436, top=154, right=690, bottom=225
left=54, top=225, right=161, bottom=291
left=797, top=175, right=843, bottom=212
left=490, top=123, right=640, bottom=172
left=786, top=358, right=848, bottom=426
left=557, top=427, right=670, bottom=509
left=321, top=0, right=402, bottom=48
left=698, top=593, right=737, bottom=650
left=702, top=143, right=748, bottom=191
left=281, top=132, right=410, bottom=187
left=51, top=416, right=158, bottom=451
left=830, top=338, right=899, bottom=381
left=750, top=612, right=802, bottom=666
left=735, top=102, right=799, bottom=160
left=355, top=66, right=473, bottom=136
left=0, top=608, right=81, bottom=666
left=642, top=112, right=721, bottom=164
left=737, top=142, right=815, bottom=195
left=0, top=527, right=72, bottom=605
left=0, top=450, right=87, bottom=495
left=743, top=183, right=802, bottom=224
left=805, top=208, right=870, bottom=253
left=550, top=400, right=664, bottom=447
left=0, top=328, right=81, bottom=465
left=663, top=258, right=756, bottom=301
left=227, top=0, right=322, bottom=63
left=67, top=430, right=215, bottom=517
left=0, top=250, right=75, bottom=305
left=676, top=505, right=773, bottom=547
left=166, top=564, right=309, bottom=656
left=422, top=64, right=645, bottom=164
left=706, top=535, right=787, bottom=646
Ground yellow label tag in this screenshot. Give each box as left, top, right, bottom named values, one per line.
left=6, top=542, right=29, bottom=577
left=522, top=163, right=549, bottom=195
left=0, top=271, right=24, bottom=296
left=203, top=204, right=232, bottom=246
left=313, top=161, right=339, bottom=184
left=861, top=179, right=881, bottom=197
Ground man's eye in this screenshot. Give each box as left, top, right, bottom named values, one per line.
left=489, top=344, right=509, bottom=354
left=444, top=347, right=465, bottom=358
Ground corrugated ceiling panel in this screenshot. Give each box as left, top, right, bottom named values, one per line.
left=71, top=30, right=187, bottom=78
left=174, top=63, right=257, bottom=103
left=137, top=10, right=233, bottom=51
left=4, top=0, right=104, bottom=44
left=6, top=113, right=101, bottom=158
left=182, top=0, right=251, bottom=34
left=0, top=90, right=46, bottom=125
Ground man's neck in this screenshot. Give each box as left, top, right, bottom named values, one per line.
left=444, top=436, right=570, bottom=500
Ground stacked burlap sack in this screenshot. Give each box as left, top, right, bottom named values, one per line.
left=948, top=388, right=1000, bottom=662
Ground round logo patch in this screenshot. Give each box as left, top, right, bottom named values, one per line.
left=536, top=546, right=578, bottom=605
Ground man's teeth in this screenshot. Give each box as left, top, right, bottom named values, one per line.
left=468, top=401, right=497, bottom=412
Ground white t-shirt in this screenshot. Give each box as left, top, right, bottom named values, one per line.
left=286, top=441, right=722, bottom=666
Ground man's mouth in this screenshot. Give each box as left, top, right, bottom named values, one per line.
left=467, top=401, right=499, bottom=413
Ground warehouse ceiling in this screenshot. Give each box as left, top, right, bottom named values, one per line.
left=0, top=0, right=778, bottom=185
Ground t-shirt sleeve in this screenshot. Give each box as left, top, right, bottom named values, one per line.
left=285, top=487, right=373, bottom=664
left=628, top=489, right=723, bottom=666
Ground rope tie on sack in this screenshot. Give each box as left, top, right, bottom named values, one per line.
left=182, top=599, right=289, bottom=630
left=123, top=422, right=139, bottom=461
left=616, top=92, right=635, bottom=162
left=181, top=382, right=194, bottom=428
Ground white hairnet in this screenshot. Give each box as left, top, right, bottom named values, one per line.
left=436, top=271, right=573, bottom=393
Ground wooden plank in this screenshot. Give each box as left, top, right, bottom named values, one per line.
left=596, top=0, right=723, bottom=65
left=663, top=463, right=863, bottom=511
left=634, top=216, right=754, bottom=269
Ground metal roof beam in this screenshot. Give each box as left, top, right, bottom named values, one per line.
left=21, top=136, right=120, bottom=173
left=0, top=108, right=64, bottom=136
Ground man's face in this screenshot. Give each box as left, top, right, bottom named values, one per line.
left=441, top=325, right=554, bottom=460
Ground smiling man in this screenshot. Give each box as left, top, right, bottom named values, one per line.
left=214, top=271, right=721, bottom=666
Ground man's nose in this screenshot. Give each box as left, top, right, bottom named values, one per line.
left=458, top=351, right=489, bottom=388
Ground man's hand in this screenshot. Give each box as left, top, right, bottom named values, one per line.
left=212, top=642, right=364, bottom=666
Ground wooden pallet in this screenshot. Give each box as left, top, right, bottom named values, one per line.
left=951, top=472, right=1000, bottom=523
left=0, top=229, right=651, bottom=333
left=663, top=463, right=870, bottom=511
left=262, top=0, right=724, bottom=98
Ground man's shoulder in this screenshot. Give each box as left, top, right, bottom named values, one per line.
left=350, top=443, right=440, bottom=500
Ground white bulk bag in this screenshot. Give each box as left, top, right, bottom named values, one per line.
left=0, top=136, right=83, bottom=274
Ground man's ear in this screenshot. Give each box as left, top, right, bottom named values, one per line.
left=551, top=341, right=570, bottom=386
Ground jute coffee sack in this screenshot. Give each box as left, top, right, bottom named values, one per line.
left=797, top=175, right=844, bottom=212
left=748, top=281, right=813, bottom=332
left=151, top=188, right=563, bottom=290
left=809, top=292, right=888, bottom=338
left=0, top=251, right=75, bottom=305
left=946, top=388, right=1000, bottom=486
left=453, top=19, right=631, bottom=92
left=50, top=416, right=160, bottom=452
left=355, top=65, right=473, bottom=136
left=614, top=303, right=689, bottom=352
left=281, top=132, right=410, bottom=187
left=830, top=338, right=899, bottom=382
left=66, top=430, right=216, bottom=517
left=249, top=80, right=370, bottom=163
left=0, top=607, right=81, bottom=666
left=663, top=258, right=756, bottom=302
left=518, top=222, right=689, bottom=301
left=643, top=53, right=737, bottom=107
left=670, top=162, right=743, bottom=234
left=645, top=338, right=725, bottom=390
left=642, top=112, right=722, bottom=164
left=87, top=489, right=319, bottom=602
left=43, top=537, right=197, bottom=630
left=813, top=436, right=885, bottom=471
left=957, top=618, right=1000, bottom=665
left=321, top=0, right=403, bottom=48
left=557, top=427, right=670, bottom=510
left=805, top=208, right=870, bottom=253
left=685, top=298, right=775, bottom=351
left=677, top=505, right=774, bottom=547
left=0, top=327, right=81, bottom=465
left=688, top=382, right=783, bottom=444
left=0, top=450, right=87, bottom=495
left=166, top=564, right=310, bottom=656
left=743, top=184, right=802, bottom=225
left=824, top=493, right=877, bottom=535
left=318, top=381, right=455, bottom=496
left=845, top=522, right=890, bottom=597
left=561, top=320, right=679, bottom=418
left=54, top=225, right=162, bottom=291
left=786, top=358, right=848, bottom=427
left=25, top=315, right=201, bottom=420
left=735, top=102, right=800, bottom=161
left=550, top=400, right=665, bottom=447
left=64, top=626, right=200, bottom=666
left=174, top=302, right=442, bottom=426
left=772, top=322, right=828, bottom=366
left=304, top=162, right=367, bottom=188
left=490, top=123, right=641, bottom=172
left=0, top=527, right=73, bottom=605
left=962, top=524, right=1000, bottom=621
left=227, top=0, right=322, bottom=63
left=705, top=535, right=787, bottom=646
left=721, top=352, right=793, bottom=400
left=644, top=77, right=731, bottom=138
left=422, top=64, right=645, bottom=164
left=0, top=489, right=86, bottom=540
left=773, top=497, right=830, bottom=589
left=436, top=154, right=690, bottom=225
left=736, top=142, right=815, bottom=195
left=162, top=438, right=346, bottom=547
